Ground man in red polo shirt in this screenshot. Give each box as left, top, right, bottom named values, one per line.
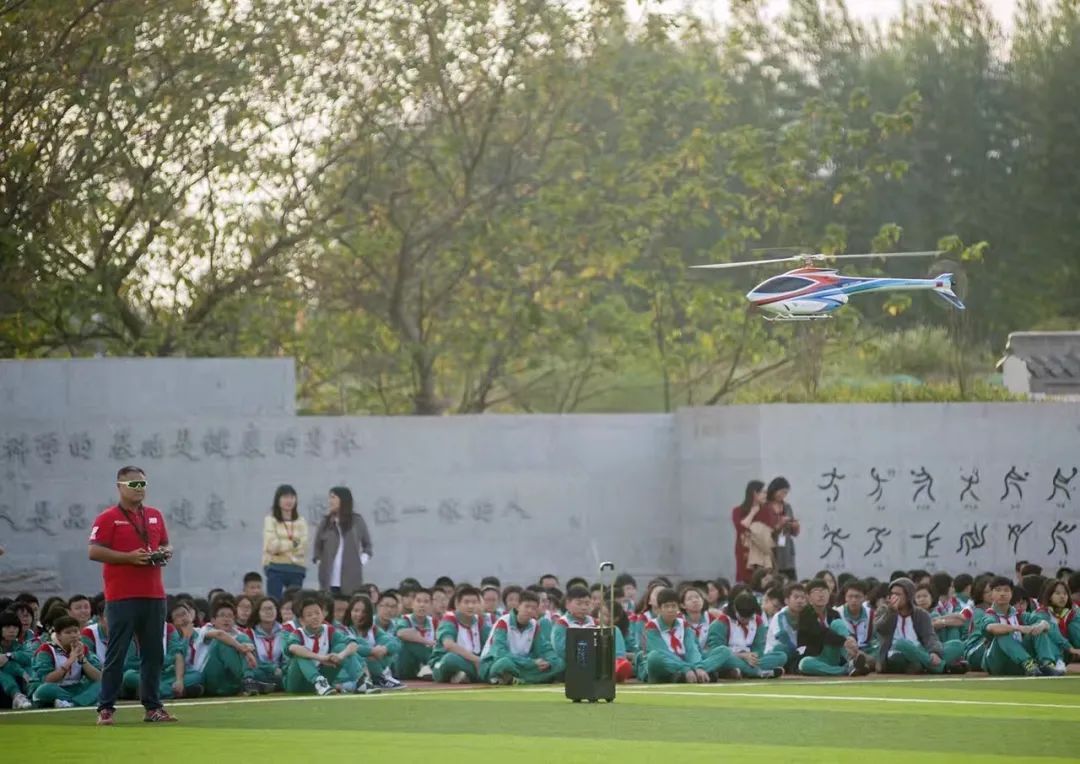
left=88, top=465, right=177, bottom=725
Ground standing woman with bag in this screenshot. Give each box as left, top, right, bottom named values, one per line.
left=263, top=485, right=309, bottom=600
left=313, top=487, right=373, bottom=595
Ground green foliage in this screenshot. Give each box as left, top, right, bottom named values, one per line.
left=3, top=1, right=1078, bottom=412
left=730, top=380, right=1023, bottom=404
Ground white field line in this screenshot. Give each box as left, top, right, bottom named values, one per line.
left=572, top=689, right=1080, bottom=711
left=0, top=685, right=503, bottom=719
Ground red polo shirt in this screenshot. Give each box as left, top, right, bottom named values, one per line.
left=89, top=504, right=169, bottom=601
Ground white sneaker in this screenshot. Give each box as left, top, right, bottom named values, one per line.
left=1055, top=659, right=1066, bottom=673
left=313, top=676, right=334, bottom=696
left=417, top=664, right=433, bottom=680
left=450, top=670, right=469, bottom=684
left=12, top=693, right=32, bottom=710
left=377, top=672, right=405, bottom=690
left=55, top=699, right=76, bottom=709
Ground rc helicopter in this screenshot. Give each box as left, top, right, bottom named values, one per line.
left=690, top=250, right=965, bottom=321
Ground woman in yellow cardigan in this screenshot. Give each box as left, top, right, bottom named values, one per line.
left=263, top=485, right=309, bottom=600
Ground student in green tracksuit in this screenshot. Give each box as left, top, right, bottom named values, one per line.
left=642, top=588, right=724, bottom=683
left=283, top=596, right=371, bottom=695
left=30, top=616, right=102, bottom=708
left=192, top=598, right=269, bottom=696
left=1033, top=580, right=1080, bottom=657
left=248, top=596, right=286, bottom=689
left=0, top=610, right=35, bottom=709
left=480, top=591, right=561, bottom=685
left=122, top=623, right=204, bottom=700
left=928, top=573, right=965, bottom=644
left=599, top=599, right=640, bottom=682
left=550, top=587, right=597, bottom=677
left=836, top=580, right=877, bottom=660
left=763, top=583, right=808, bottom=671
left=875, top=577, right=966, bottom=674
left=343, top=595, right=404, bottom=690
left=977, top=577, right=1063, bottom=676
left=705, top=592, right=786, bottom=678
left=395, top=588, right=437, bottom=679
left=162, top=599, right=205, bottom=698
left=429, top=586, right=490, bottom=683
left=796, top=579, right=869, bottom=677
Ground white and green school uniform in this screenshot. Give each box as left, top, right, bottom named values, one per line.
left=641, top=616, right=718, bottom=682
left=932, top=597, right=963, bottom=643
left=763, top=606, right=800, bottom=667
left=122, top=623, right=203, bottom=699
left=0, top=636, right=32, bottom=701
left=1033, top=605, right=1080, bottom=652
left=395, top=613, right=436, bottom=679
left=429, top=612, right=490, bottom=683
left=706, top=613, right=786, bottom=677
left=837, top=603, right=876, bottom=653
left=977, top=605, right=1058, bottom=675
left=684, top=612, right=712, bottom=652
left=479, top=609, right=560, bottom=684
left=282, top=623, right=361, bottom=693
left=250, top=623, right=285, bottom=687
left=30, top=641, right=101, bottom=708
left=629, top=610, right=654, bottom=655
left=192, top=624, right=258, bottom=696
left=345, top=623, right=399, bottom=681
left=550, top=613, right=596, bottom=676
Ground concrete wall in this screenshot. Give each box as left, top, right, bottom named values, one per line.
left=1, top=358, right=1077, bottom=597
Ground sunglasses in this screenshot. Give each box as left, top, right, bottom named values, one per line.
left=117, top=480, right=148, bottom=489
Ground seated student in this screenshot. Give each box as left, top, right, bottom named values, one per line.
left=836, top=580, right=877, bottom=662
left=1034, top=579, right=1080, bottom=653
left=479, top=590, right=560, bottom=685
left=193, top=598, right=270, bottom=696
left=763, top=583, right=808, bottom=672
left=331, top=592, right=350, bottom=629
left=796, top=579, right=869, bottom=676
left=641, top=588, right=713, bottom=683
left=396, top=588, right=437, bottom=680
left=429, top=586, right=490, bottom=684
left=67, top=595, right=94, bottom=629
left=977, top=576, right=1062, bottom=676
left=539, top=573, right=560, bottom=590
left=431, top=588, right=450, bottom=629
left=615, top=573, right=638, bottom=615
left=30, top=615, right=102, bottom=708
left=927, top=573, right=965, bottom=643
left=599, top=599, right=638, bottom=682
left=589, top=583, right=605, bottom=613
left=953, top=574, right=974, bottom=609
left=0, top=610, right=34, bottom=709
left=283, top=596, right=370, bottom=695
left=375, top=591, right=404, bottom=640
left=706, top=591, right=785, bottom=679
left=40, top=603, right=70, bottom=638
left=705, top=579, right=729, bottom=615
left=80, top=607, right=111, bottom=669
left=761, top=586, right=784, bottom=621
left=501, top=585, right=523, bottom=615
left=680, top=587, right=712, bottom=654
left=875, top=577, right=966, bottom=674
left=122, top=615, right=204, bottom=701
left=543, top=587, right=564, bottom=622
left=343, top=595, right=403, bottom=690
left=243, top=571, right=265, bottom=598
left=14, top=593, right=41, bottom=635
left=630, top=582, right=665, bottom=650
left=480, top=585, right=503, bottom=628
left=1070, top=572, right=1080, bottom=606
left=249, top=596, right=286, bottom=689
left=550, top=586, right=596, bottom=671
left=162, top=599, right=205, bottom=699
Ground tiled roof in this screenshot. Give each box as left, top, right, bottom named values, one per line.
left=998, top=331, right=1080, bottom=393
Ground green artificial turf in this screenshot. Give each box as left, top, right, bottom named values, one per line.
left=3, top=677, right=1080, bottom=762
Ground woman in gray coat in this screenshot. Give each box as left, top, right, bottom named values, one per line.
left=313, top=486, right=372, bottom=595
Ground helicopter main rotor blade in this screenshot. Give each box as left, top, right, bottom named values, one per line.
left=823, top=250, right=943, bottom=260
left=689, top=255, right=802, bottom=270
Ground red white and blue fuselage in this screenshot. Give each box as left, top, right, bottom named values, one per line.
left=747, top=267, right=964, bottom=319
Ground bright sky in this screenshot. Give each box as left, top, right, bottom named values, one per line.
left=626, top=0, right=1025, bottom=32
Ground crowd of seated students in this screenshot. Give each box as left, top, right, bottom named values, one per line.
left=2, top=562, right=1079, bottom=709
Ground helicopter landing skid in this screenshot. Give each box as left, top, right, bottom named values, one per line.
left=762, top=314, right=832, bottom=322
